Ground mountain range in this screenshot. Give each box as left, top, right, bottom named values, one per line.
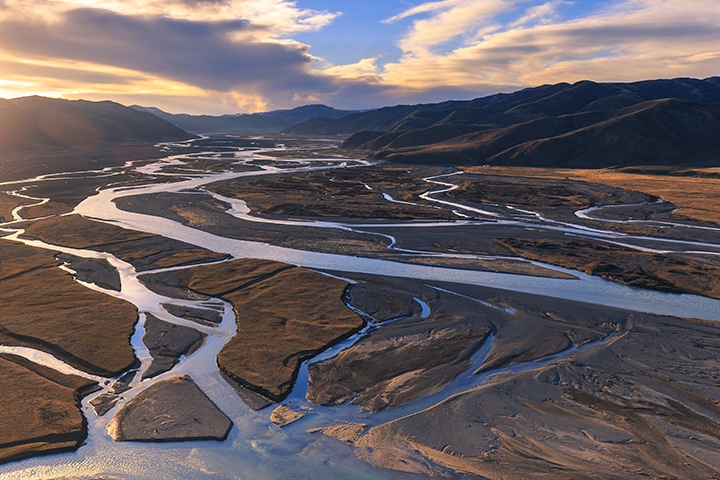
left=0, top=96, right=191, bottom=152
left=283, top=77, right=720, bottom=168
left=4, top=77, right=720, bottom=169
left=131, top=104, right=359, bottom=134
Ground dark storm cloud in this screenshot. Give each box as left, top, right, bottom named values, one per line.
left=0, top=7, right=336, bottom=93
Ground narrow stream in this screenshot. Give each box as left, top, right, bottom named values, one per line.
left=576, top=201, right=720, bottom=233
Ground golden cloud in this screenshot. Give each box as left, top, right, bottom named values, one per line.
left=1, top=0, right=720, bottom=113
left=331, top=0, right=720, bottom=93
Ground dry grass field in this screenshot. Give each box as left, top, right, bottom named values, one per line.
left=21, top=215, right=228, bottom=270
left=0, top=356, right=96, bottom=464
left=0, top=193, right=29, bottom=222
left=0, top=240, right=138, bottom=375
left=463, top=166, right=720, bottom=225
left=158, top=259, right=364, bottom=402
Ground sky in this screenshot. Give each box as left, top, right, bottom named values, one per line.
left=0, top=0, right=719, bottom=114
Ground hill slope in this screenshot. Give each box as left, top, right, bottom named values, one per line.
left=377, top=99, right=720, bottom=168
left=0, top=96, right=191, bottom=151
left=318, top=77, right=720, bottom=168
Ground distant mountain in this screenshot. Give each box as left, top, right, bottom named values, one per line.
left=290, top=77, right=720, bottom=137
left=317, top=77, right=720, bottom=168
left=0, top=96, right=191, bottom=152
left=260, top=104, right=359, bottom=125
left=132, top=104, right=360, bottom=134
left=131, top=106, right=291, bottom=134
left=281, top=99, right=488, bottom=136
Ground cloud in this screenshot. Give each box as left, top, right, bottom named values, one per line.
left=684, top=51, right=720, bottom=64
left=383, top=0, right=511, bottom=55
left=0, top=3, right=348, bottom=111
left=1, top=0, right=339, bottom=37
left=383, top=0, right=463, bottom=24
left=0, top=57, right=139, bottom=85
left=1, top=0, right=720, bottom=113
left=0, top=8, right=312, bottom=90
left=509, top=0, right=567, bottom=28
left=323, top=57, right=383, bottom=80
left=0, top=0, right=349, bottom=112
left=357, top=0, right=720, bottom=92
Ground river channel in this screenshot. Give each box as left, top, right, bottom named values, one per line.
left=2, top=138, right=720, bottom=479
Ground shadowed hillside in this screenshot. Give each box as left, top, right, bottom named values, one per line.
left=377, top=99, right=720, bottom=168
left=283, top=77, right=720, bottom=168
left=0, top=96, right=192, bottom=152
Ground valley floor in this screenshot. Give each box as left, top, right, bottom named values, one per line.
left=1, top=137, right=720, bottom=479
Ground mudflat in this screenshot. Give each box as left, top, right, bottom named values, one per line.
left=354, top=305, right=720, bottom=478
left=308, top=277, right=494, bottom=412
left=141, top=314, right=206, bottom=379
left=0, top=240, right=137, bottom=376
left=307, top=275, right=620, bottom=414
left=0, top=356, right=96, bottom=464
left=0, top=193, right=31, bottom=222
left=0, top=142, right=165, bottom=183
left=108, top=375, right=232, bottom=442
left=20, top=214, right=228, bottom=270
left=496, top=237, right=720, bottom=299
left=217, top=267, right=363, bottom=402
left=4, top=135, right=720, bottom=478
left=55, top=253, right=122, bottom=291
left=115, top=190, right=393, bottom=255
left=143, top=259, right=364, bottom=403
left=11, top=171, right=160, bottom=219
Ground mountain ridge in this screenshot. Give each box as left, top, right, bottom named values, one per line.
left=131, top=104, right=361, bottom=134
left=321, top=77, right=720, bottom=168
left=0, top=96, right=192, bottom=152
left=375, top=98, right=720, bottom=168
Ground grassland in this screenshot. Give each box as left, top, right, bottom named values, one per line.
left=0, top=240, right=138, bottom=376
left=463, top=166, right=720, bottom=225
left=144, top=259, right=364, bottom=402
left=0, top=356, right=96, bottom=464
